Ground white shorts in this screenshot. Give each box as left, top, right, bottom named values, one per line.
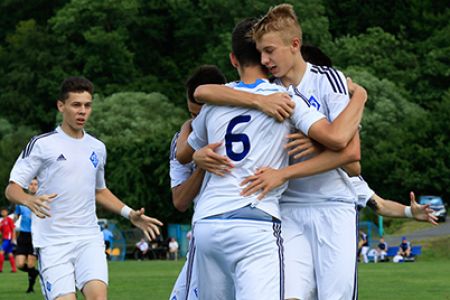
left=282, top=203, right=358, bottom=300
left=169, top=246, right=199, bottom=300
left=194, top=218, right=284, bottom=300
left=36, top=236, right=108, bottom=300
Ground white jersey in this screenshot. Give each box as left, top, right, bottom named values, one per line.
left=188, top=79, right=324, bottom=222
left=169, top=132, right=196, bottom=188
left=350, top=176, right=375, bottom=207
left=9, top=126, right=106, bottom=248
left=276, top=63, right=358, bottom=204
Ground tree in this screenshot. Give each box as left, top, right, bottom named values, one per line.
left=86, top=92, right=188, bottom=223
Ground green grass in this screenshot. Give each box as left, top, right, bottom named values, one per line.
left=1, top=258, right=450, bottom=299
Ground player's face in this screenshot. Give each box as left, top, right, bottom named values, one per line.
left=57, top=91, right=93, bottom=134
left=256, top=32, right=297, bottom=78
left=1, top=209, right=7, bottom=217
left=28, top=179, right=38, bottom=195
left=187, top=98, right=202, bottom=119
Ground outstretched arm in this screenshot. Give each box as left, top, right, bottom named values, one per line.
left=96, top=188, right=163, bottom=240
left=367, top=192, right=438, bottom=225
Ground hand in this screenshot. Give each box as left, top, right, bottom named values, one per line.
left=193, top=142, right=234, bottom=176
left=285, top=131, right=323, bottom=160
left=130, top=208, right=164, bottom=241
left=25, top=193, right=57, bottom=218
left=240, top=167, right=287, bottom=200
left=410, top=191, right=438, bottom=225
left=257, top=93, right=295, bottom=122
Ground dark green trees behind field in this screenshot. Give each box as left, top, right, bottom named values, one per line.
left=0, top=0, right=448, bottom=223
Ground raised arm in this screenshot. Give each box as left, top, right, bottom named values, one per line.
left=194, top=84, right=294, bottom=122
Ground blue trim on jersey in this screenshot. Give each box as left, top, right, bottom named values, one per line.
left=292, top=86, right=312, bottom=107
left=205, top=205, right=279, bottom=223
left=235, top=78, right=266, bottom=89
left=22, top=131, right=58, bottom=158
left=310, top=66, right=347, bottom=95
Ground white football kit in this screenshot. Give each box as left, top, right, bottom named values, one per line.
left=350, top=176, right=375, bottom=209
left=9, top=126, right=108, bottom=300
left=274, top=63, right=360, bottom=300
left=187, top=79, right=324, bottom=300
left=169, top=131, right=200, bottom=300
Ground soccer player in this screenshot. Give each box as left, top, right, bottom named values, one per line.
left=14, top=178, right=39, bottom=293
left=175, top=18, right=331, bottom=300
left=190, top=5, right=365, bottom=299
left=0, top=207, right=17, bottom=273
left=169, top=65, right=227, bottom=300
left=5, top=76, right=163, bottom=300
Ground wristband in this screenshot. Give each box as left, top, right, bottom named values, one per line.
left=120, top=205, right=132, bottom=219
left=404, top=206, right=413, bottom=218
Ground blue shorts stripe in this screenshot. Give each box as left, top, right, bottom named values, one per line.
left=352, top=207, right=359, bottom=300
left=184, top=232, right=196, bottom=300
left=273, top=222, right=284, bottom=300
left=36, top=249, right=50, bottom=300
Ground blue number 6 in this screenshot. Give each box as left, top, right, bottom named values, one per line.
left=225, top=115, right=251, bottom=161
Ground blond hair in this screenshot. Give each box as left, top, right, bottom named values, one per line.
left=253, top=4, right=302, bottom=45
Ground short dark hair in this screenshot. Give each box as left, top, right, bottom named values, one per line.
left=301, top=45, right=332, bottom=67
left=59, top=76, right=94, bottom=102
left=185, top=65, right=227, bottom=104
left=232, top=18, right=261, bottom=67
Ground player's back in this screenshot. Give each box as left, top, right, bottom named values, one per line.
left=189, top=79, right=290, bottom=222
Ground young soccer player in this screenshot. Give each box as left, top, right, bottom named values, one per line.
left=176, top=18, right=330, bottom=300
left=190, top=5, right=366, bottom=299
left=0, top=207, right=17, bottom=273
left=169, top=65, right=227, bottom=300
left=5, top=76, right=163, bottom=300
left=14, top=178, right=39, bottom=293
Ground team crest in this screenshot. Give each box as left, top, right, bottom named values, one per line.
left=46, top=281, right=52, bottom=291
left=308, top=96, right=320, bottom=110
left=90, top=151, right=99, bottom=168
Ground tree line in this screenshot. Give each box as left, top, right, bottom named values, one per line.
left=0, top=0, right=448, bottom=225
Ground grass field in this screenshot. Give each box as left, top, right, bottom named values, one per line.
left=1, top=259, right=449, bottom=300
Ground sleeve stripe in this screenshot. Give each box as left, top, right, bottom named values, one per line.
left=22, top=131, right=57, bottom=158
left=292, top=86, right=311, bottom=107
left=169, top=132, right=179, bottom=160
left=311, top=66, right=347, bottom=95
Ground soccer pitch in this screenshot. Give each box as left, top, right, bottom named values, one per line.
left=1, top=259, right=449, bottom=299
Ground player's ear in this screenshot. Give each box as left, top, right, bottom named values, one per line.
left=290, top=37, right=301, bottom=53
left=56, top=99, right=64, bottom=112
left=229, top=52, right=239, bottom=69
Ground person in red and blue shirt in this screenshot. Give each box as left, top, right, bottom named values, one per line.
left=0, top=207, right=17, bottom=272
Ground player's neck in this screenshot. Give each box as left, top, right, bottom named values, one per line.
left=238, top=65, right=268, bottom=84
left=281, top=56, right=307, bottom=87
left=60, top=122, right=85, bottom=139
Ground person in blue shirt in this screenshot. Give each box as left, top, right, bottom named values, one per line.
left=13, top=178, right=39, bottom=293
left=398, top=236, right=412, bottom=258
left=102, top=224, right=114, bottom=260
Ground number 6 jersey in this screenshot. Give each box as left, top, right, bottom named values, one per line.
left=187, top=79, right=324, bottom=222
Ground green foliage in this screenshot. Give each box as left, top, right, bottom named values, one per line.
left=0, top=118, right=37, bottom=202
left=86, top=92, right=187, bottom=222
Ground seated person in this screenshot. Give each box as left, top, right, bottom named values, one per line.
left=375, top=237, right=388, bottom=262
left=398, top=236, right=411, bottom=257
left=168, top=237, right=179, bottom=260
left=134, top=238, right=149, bottom=260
